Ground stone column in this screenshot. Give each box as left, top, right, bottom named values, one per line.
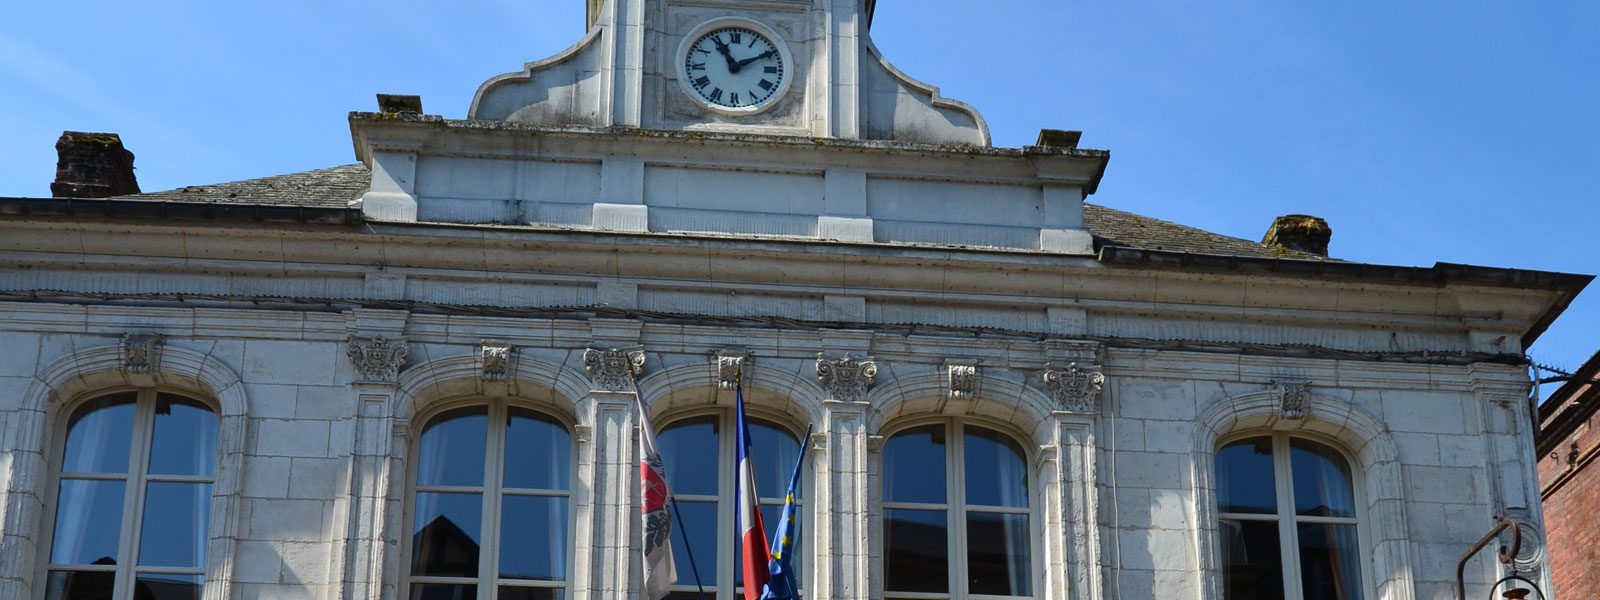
left=1041, top=362, right=1106, bottom=600
left=332, top=330, right=410, bottom=600
left=813, top=355, right=876, bottom=600
left=581, top=348, right=646, bottom=600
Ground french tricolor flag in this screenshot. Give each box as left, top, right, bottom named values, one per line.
left=735, top=381, right=772, bottom=600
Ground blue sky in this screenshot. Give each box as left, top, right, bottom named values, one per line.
left=2, top=1, right=1596, bottom=391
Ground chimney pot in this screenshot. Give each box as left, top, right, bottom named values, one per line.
left=1035, top=129, right=1082, bottom=149
left=376, top=94, right=423, bottom=115
left=1262, top=214, right=1332, bottom=257
left=52, top=131, right=139, bottom=198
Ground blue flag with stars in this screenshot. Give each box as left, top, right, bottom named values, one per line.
left=760, top=425, right=812, bottom=600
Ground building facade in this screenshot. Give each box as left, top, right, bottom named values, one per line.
left=1538, top=351, right=1600, bottom=598
left=0, top=1, right=1587, bottom=599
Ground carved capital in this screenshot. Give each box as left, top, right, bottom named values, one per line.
left=1044, top=362, right=1105, bottom=414
left=817, top=353, right=877, bottom=403
left=584, top=347, right=645, bottom=392
left=479, top=341, right=514, bottom=382
left=1272, top=381, right=1311, bottom=420
left=121, top=333, right=163, bottom=374
left=347, top=335, right=410, bottom=383
left=946, top=359, right=978, bottom=398
left=716, top=350, right=750, bottom=390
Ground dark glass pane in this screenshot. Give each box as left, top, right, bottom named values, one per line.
left=659, top=417, right=720, bottom=496
left=412, top=492, right=483, bottom=577
left=133, top=572, right=203, bottom=600
left=670, top=500, right=718, bottom=584
left=417, top=407, right=488, bottom=487
left=1220, top=519, right=1286, bottom=600
left=965, top=427, right=1029, bottom=508
left=138, top=482, right=212, bottom=568
left=966, top=512, right=1031, bottom=596
left=46, top=570, right=116, bottom=600
left=147, top=394, right=218, bottom=477
left=499, top=495, right=568, bottom=581
left=750, top=419, right=800, bottom=501
left=885, top=508, right=948, bottom=593
left=497, top=586, right=563, bottom=600
left=1291, top=439, right=1356, bottom=518
left=884, top=425, right=946, bottom=504
left=63, top=393, right=137, bottom=474
left=1216, top=438, right=1277, bottom=514
left=503, top=409, right=571, bottom=491
left=664, top=593, right=715, bottom=600
left=411, top=583, right=477, bottom=600
left=50, top=479, right=126, bottom=565
left=1298, top=523, right=1364, bottom=600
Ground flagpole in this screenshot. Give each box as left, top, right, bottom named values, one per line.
left=630, top=362, right=709, bottom=600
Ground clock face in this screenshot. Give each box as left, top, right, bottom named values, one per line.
left=680, top=25, right=788, bottom=111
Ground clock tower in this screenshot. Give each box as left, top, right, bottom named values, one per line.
left=470, top=0, right=988, bottom=145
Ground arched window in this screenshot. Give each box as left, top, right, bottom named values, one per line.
left=407, top=402, right=573, bottom=600
left=1216, top=435, right=1364, bottom=600
left=656, top=412, right=804, bottom=600
left=882, top=422, right=1033, bottom=599
left=43, top=390, right=218, bottom=599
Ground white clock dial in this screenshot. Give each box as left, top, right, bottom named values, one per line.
left=681, top=26, right=787, bottom=111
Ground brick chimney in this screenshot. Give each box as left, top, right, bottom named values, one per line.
left=52, top=131, right=140, bottom=198
left=1262, top=214, right=1332, bottom=257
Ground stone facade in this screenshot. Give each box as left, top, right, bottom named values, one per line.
left=0, top=1, right=1583, bottom=599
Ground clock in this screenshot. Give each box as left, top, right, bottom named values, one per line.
left=676, top=18, right=793, bottom=114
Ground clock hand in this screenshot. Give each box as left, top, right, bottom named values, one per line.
left=733, top=49, right=777, bottom=69
left=710, top=37, right=739, bottom=71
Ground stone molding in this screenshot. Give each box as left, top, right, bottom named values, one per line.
left=5, top=342, right=249, bottom=599
left=1043, top=362, right=1105, bottom=414
left=716, top=350, right=749, bottom=390
left=583, top=347, right=646, bottom=392
left=816, top=354, right=877, bottom=403
left=479, top=340, right=514, bottom=381
left=121, top=333, right=163, bottom=374
left=346, top=335, right=410, bottom=383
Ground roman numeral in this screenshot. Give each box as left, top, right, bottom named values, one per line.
left=709, top=88, right=724, bottom=102
left=689, top=62, right=705, bottom=71
left=730, top=32, right=742, bottom=44
left=748, top=37, right=758, bottom=48
left=730, top=92, right=741, bottom=105
left=692, top=76, right=710, bottom=89
left=758, top=79, right=774, bottom=91
left=764, top=66, right=779, bottom=74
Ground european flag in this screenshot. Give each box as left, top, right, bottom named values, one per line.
left=760, top=425, right=812, bottom=600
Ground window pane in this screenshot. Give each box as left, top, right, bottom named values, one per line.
left=147, top=394, right=218, bottom=477
left=498, top=587, right=563, bottom=600
left=1220, top=519, right=1285, bottom=600
left=966, top=511, right=1031, bottom=596
left=884, top=508, right=948, bottom=593
left=417, top=407, right=488, bottom=487
left=1298, top=523, right=1363, bottom=600
left=884, top=425, right=946, bottom=504
left=50, top=479, right=126, bottom=565
left=664, top=593, right=714, bottom=600
left=138, top=482, right=212, bottom=568
left=750, top=420, right=800, bottom=501
left=411, top=583, right=477, bottom=600
left=1291, top=439, right=1356, bottom=518
left=46, top=570, right=116, bottom=600
left=671, top=500, right=719, bottom=585
left=412, top=492, right=483, bottom=577
left=659, top=417, right=720, bottom=496
left=63, top=393, right=137, bottom=474
left=1216, top=438, right=1277, bottom=514
left=499, top=495, right=568, bottom=581
left=964, top=427, right=1029, bottom=508
left=503, top=409, right=571, bottom=491
left=133, top=572, right=203, bottom=600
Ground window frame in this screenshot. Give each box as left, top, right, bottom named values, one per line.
left=400, top=398, right=579, bottom=600
left=1214, top=431, right=1375, bottom=600
left=656, top=407, right=811, bottom=600
left=879, top=418, right=1040, bottom=600
left=37, top=386, right=220, bottom=600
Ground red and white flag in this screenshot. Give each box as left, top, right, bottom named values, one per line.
left=638, top=396, right=677, bottom=600
left=735, top=382, right=772, bottom=600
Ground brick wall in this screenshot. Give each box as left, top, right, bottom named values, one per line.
left=1541, top=406, right=1600, bottom=598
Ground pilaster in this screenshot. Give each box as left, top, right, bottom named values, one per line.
left=582, top=347, right=647, bottom=600
left=332, top=311, right=410, bottom=600
left=816, top=400, right=870, bottom=600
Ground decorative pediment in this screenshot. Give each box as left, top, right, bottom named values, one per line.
left=816, top=354, right=877, bottom=403
left=479, top=341, right=514, bottom=382
left=121, top=333, right=163, bottom=374
left=716, top=350, right=749, bottom=390
left=584, top=347, right=646, bottom=392
left=1043, top=362, right=1105, bottom=414
left=1272, top=381, right=1312, bottom=420
left=946, top=359, right=978, bottom=398
left=347, top=335, right=410, bottom=383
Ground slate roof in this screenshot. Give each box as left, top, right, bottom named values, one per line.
left=118, top=164, right=1326, bottom=260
